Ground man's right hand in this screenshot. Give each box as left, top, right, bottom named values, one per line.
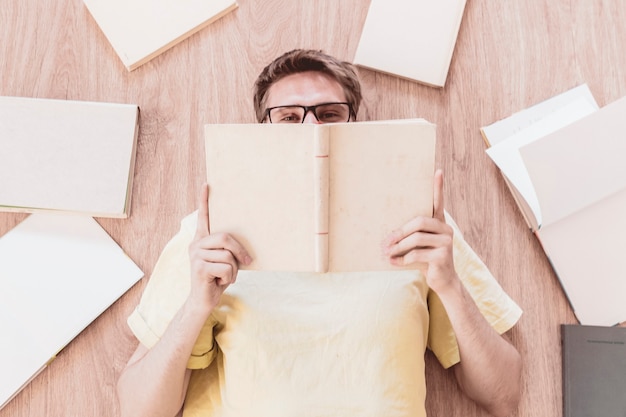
left=188, top=183, right=252, bottom=310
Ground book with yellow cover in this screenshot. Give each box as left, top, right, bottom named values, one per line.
left=205, top=119, right=436, bottom=272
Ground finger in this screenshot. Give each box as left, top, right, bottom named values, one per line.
left=192, top=258, right=236, bottom=286
left=197, top=233, right=252, bottom=266
left=385, top=231, right=449, bottom=258
left=389, top=248, right=429, bottom=268
left=195, top=183, right=211, bottom=238
left=433, top=169, right=445, bottom=221
left=383, top=216, right=447, bottom=247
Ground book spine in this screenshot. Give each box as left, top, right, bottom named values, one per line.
left=314, top=128, right=330, bottom=273
left=560, top=325, right=571, bottom=417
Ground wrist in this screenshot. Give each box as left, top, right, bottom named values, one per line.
left=183, top=294, right=215, bottom=320
left=429, top=271, right=462, bottom=297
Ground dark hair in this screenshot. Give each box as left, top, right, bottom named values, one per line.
left=253, top=49, right=362, bottom=122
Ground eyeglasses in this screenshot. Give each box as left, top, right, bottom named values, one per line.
left=265, top=102, right=353, bottom=124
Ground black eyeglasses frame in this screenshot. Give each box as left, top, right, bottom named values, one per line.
left=264, top=102, right=355, bottom=124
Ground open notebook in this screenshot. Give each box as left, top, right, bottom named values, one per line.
left=482, top=85, right=626, bottom=326
left=0, top=214, right=144, bottom=409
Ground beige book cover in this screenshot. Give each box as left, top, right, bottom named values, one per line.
left=353, top=0, right=467, bottom=87
left=83, top=0, right=238, bottom=71
left=205, top=119, right=436, bottom=273
left=0, top=213, right=144, bottom=410
left=0, top=96, right=139, bottom=218
left=482, top=88, right=626, bottom=326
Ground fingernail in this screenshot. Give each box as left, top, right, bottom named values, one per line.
left=244, top=255, right=252, bottom=265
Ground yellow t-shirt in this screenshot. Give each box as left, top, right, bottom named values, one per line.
left=128, top=212, right=522, bottom=417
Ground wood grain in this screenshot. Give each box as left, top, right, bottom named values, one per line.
left=1, top=0, right=625, bottom=416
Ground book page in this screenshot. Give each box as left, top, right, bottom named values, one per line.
left=327, top=120, right=435, bottom=272
left=481, top=84, right=596, bottom=146
left=205, top=124, right=318, bottom=272
left=486, top=98, right=598, bottom=227
left=538, top=189, right=626, bottom=326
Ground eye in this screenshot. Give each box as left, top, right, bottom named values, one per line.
left=280, top=113, right=301, bottom=122
left=271, top=107, right=303, bottom=123
left=315, top=104, right=350, bottom=123
left=318, top=111, right=341, bottom=121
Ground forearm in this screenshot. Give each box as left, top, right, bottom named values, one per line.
left=435, top=277, right=521, bottom=417
left=117, top=299, right=212, bottom=417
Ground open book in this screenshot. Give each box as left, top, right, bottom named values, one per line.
left=482, top=85, right=626, bottom=326
left=353, top=0, right=467, bottom=87
left=83, top=0, right=238, bottom=71
left=205, top=119, right=436, bottom=273
left=0, top=96, right=139, bottom=218
left=0, top=214, right=144, bottom=410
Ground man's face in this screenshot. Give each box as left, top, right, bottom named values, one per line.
left=264, top=71, right=348, bottom=124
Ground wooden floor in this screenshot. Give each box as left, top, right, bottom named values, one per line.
left=1, top=0, right=625, bottom=416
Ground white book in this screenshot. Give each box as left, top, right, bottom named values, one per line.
left=0, top=214, right=144, bottom=409
left=482, top=85, right=626, bottom=326
left=353, top=0, right=467, bottom=87
left=83, top=0, right=238, bottom=71
left=0, top=96, right=139, bottom=218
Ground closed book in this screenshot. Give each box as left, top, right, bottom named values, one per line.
left=561, top=324, right=626, bottom=417
left=0, top=96, right=139, bottom=218
left=353, top=0, right=467, bottom=87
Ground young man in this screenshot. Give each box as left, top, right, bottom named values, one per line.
left=117, top=49, right=522, bottom=417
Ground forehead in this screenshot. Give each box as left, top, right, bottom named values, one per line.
left=265, top=71, right=347, bottom=108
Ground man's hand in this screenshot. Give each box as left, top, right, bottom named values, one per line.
left=188, top=184, right=251, bottom=310
left=383, top=169, right=457, bottom=292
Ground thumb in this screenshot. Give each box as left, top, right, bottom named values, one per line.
left=432, top=169, right=445, bottom=221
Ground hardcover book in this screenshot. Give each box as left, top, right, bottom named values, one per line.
left=0, top=96, right=139, bottom=218
left=83, top=0, right=238, bottom=71
left=561, top=324, right=626, bottom=417
left=0, top=214, right=144, bottom=409
left=482, top=86, right=626, bottom=326
left=205, top=119, right=436, bottom=272
left=353, top=0, right=467, bottom=87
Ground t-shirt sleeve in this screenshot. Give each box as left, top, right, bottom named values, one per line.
left=427, top=212, right=523, bottom=369
left=126, top=211, right=218, bottom=369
